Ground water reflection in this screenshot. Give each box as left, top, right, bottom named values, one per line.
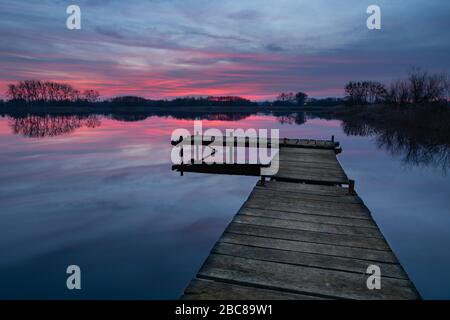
left=5, top=112, right=302, bottom=138
left=272, top=112, right=306, bottom=125
left=8, top=114, right=101, bottom=138
left=4, top=110, right=449, bottom=173
left=342, top=117, right=450, bottom=173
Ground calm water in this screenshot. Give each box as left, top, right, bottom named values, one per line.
left=0, top=113, right=449, bottom=299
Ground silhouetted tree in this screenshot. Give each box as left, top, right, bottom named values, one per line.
left=306, top=97, right=345, bottom=107
left=273, top=92, right=296, bottom=106
left=385, top=79, right=410, bottom=106
left=345, top=81, right=386, bottom=106
left=277, top=92, right=295, bottom=103
left=6, top=80, right=89, bottom=104
left=408, top=67, right=428, bottom=104
left=295, top=92, right=308, bottom=106
left=110, top=96, right=149, bottom=106
left=83, top=90, right=100, bottom=103
left=383, top=68, right=449, bottom=106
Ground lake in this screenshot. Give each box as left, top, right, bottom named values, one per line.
left=0, top=112, right=449, bottom=299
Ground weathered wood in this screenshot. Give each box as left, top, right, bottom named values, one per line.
left=274, top=169, right=349, bottom=184
left=197, top=254, right=419, bottom=300
left=212, top=242, right=408, bottom=280
left=260, top=180, right=350, bottom=196
left=246, top=198, right=372, bottom=220
left=183, top=278, right=326, bottom=300
left=233, top=215, right=384, bottom=238
left=239, top=207, right=375, bottom=228
left=220, top=232, right=397, bottom=263
left=173, top=135, right=339, bottom=150
left=276, top=167, right=347, bottom=179
left=226, top=223, right=391, bottom=251
left=279, top=159, right=345, bottom=171
left=248, top=193, right=369, bottom=212
left=253, top=187, right=364, bottom=204
left=181, top=139, right=420, bottom=300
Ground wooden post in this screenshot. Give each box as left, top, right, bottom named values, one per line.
left=348, top=179, right=355, bottom=195
left=331, top=135, right=335, bottom=143
left=283, top=138, right=287, bottom=147
left=260, top=176, right=266, bottom=186
left=180, top=145, right=184, bottom=176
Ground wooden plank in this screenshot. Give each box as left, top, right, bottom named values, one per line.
left=278, top=163, right=344, bottom=175
left=277, top=166, right=347, bottom=178
left=239, top=207, right=375, bottom=228
left=233, top=215, right=383, bottom=238
left=275, top=172, right=348, bottom=183
left=175, top=136, right=338, bottom=150
left=220, top=232, right=397, bottom=263
left=246, top=196, right=371, bottom=218
left=280, top=148, right=338, bottom=156
left=245, top=201, right=371, bottom=220
left=248, top=195, right=367, bottom=214
left=248, top=192, right=367, bottom=211
left=183, top=278, right=325, bottom=300
left=212, top=242, right=409, bottom=280
left=198, top=254, right=419, bottom=300
left=226, top=223, right=391, bottom=251
left=279, top=154, right=339, bottom=162
left=279, top=159, right=344, bottom=171
left=279, top=151, right=338, bottom=159
left=260, top=181, right=350, bottom=196
left=253, top=187, right=363, bottom=204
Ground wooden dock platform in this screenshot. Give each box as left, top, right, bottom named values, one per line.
left=178, top=138, right=420, bottom=300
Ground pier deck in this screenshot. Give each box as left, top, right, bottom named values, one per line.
left=178, top=138, right=420, bottom=300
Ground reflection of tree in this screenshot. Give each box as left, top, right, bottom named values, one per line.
left=273, top=112, right=306, bottom=125
left=168, top=112, right=253, bottom=122
left=341, top=111, right=450, bottom=173
left=376, top=131, right=450, bottom=173
left=110, top=114, right=149, bottom=122
left=9, top=115, right=101, bottom=138
left=204, top=113, right=252, bottom=121
left=342, top=118, right=375, bottom=136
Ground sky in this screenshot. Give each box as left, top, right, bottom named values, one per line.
left=0, top=0, right=449, bottom=100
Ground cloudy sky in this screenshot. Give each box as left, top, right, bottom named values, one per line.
left=0, top=0, right=449, bottom=100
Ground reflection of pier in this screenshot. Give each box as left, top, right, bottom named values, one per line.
left=174, top=137, right=420, bottom=300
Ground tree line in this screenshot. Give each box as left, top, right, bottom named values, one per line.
left=345, top=68, right=450, bottom=106
left=273, top=91, right=308, bottom=106
left=2, top=80, right=257, bottom=107
left=3, top=69, right=448, bottom=109
left=6, top=80, right=100, bottom=104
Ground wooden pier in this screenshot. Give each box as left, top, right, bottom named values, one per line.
left=174, top=137, right=420, bottom=300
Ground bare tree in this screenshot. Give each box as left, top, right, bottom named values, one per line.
left=345, top=81, right=386, bottom=105
left=83, top=90, right=100, bottom=103
left=295, top=92, right=308, bottom=106
left=386, top=79, right=410, bottom=105
left=277, top=92, right=295, bottom=103
left=5, top=80, right=98, bottom=104
left=408, top=67, right=428, bottom=104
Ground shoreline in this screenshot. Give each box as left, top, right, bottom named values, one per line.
left=0, top=104, right=344, bottom=116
